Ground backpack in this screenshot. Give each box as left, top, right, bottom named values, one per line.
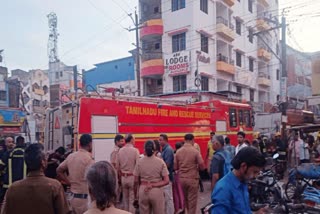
left=215, top=150, right=232, bottom=177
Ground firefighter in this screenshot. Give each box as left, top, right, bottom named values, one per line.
left=0, top=136, right=26, bottom=204
left=133, top=140, right=169, bottom=214
left=116, top=134, right=140, bottom=213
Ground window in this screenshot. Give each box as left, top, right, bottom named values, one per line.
left=55, top=72, right=59, bottom=79
left=154, top=6, right=160, bottom=13
left=115, top=65, right=118, bottom=69
left=229, top=108, right=237, bottom=127
left=236, top=19, right=241, bottom=35
left=248, top=0, right=253, bottom=13
left=239, top=110, right=244, bottom=125
left=276, top=69, right=280, bottom=80
left=201, top=76, right=209, bottom=91
left=157, top=79, right=163, bottom=86
left=200, top=0, right=208, bottom=14
left=236, top=86, right=242, bottom=94
left=236, top=51, right=242, bottom=67
left=60, top=71, right=63, bottom=77
left=249, top=58, right=254, bottom=72
left=172, top=0, right=185, bottom=12
left=173, top=75, right=187, bottom=92
left=155, top=43, right=160, bottom=50
left=201, top=34, right=209, bottom=53
left=33, top=99, right=40, bottom=106
left=172, top=33, right=186, bottom=52
left=244, top=110, right=251, bottom=127
left=276, top=43, right=279, bottom=55
left=248, top=28, right=253, bottom=43
left=0, top=91, right=6, bottom=101
left=250, top=89, right=254, bottom=102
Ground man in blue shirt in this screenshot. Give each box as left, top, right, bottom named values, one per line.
left=159, top=134, right=174, bottom=214
left=210, top=135, right=232, bottom=191
left=211, top=147, right=266, bottom=214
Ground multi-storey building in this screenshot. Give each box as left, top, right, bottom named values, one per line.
left=139, top=0, right=280, bottom=111
left=11, top=69, right=50, bottom=143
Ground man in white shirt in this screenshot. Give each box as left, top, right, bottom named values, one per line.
left=235, top=131, right=248, bottom=155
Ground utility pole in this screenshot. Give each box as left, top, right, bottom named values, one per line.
left=73, top=65, right=78, bottom=101
left=280, top=16, right=288, bottom=141
left=280, top=16, right=287, bottom=104
left=252, top=14, right=288, bottom=139
left=128, top=10, right=142, bottom=96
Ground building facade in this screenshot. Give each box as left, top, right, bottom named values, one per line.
left=139, top=0, right=280, bottom=111
left=11, top=69, right=50, bottom=143
left=83, top=56, right=136, bottom=92
left=287, top=45, right=312, bottom=101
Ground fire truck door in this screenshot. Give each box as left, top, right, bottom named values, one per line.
left=216, top=120, right=227, bottom=136
left=91, top=115, right=118, bottom=162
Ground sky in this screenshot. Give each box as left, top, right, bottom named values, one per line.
left=0, top=0, right=320, bottom=72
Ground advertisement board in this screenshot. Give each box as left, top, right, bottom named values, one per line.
left=165, top=51, right=190, bottom=74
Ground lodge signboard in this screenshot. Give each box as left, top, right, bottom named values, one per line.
left=165, top=51, right=190, bottom=74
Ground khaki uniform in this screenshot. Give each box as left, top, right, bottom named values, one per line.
left=84, top=201, right=130, bottom=214
left=110, top=145, right=121, bottom=204
left=133, top=155, right=168, bottom=214
left=57, top=149, right=94, bottom=214
left=174, top=143, right=204, bottom=214
left=110, top=145, right=120, bottom=168
left=2, top=172, right=70, bottom=214
left=116, top=144, right=139, bottom=213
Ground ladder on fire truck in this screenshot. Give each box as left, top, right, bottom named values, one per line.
left=47, top=109, right=56, bottom=151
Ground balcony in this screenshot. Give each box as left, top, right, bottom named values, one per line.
left=140, top=19, right=163, bottom=39
left=222, top=0, right=235, bottom=7
left=142, top=52, right=163, bottom=61
left=257, top=0, right=269, bottom=8
left=258, top=73, right=271, bottom=87
left=216, top=54, right=235, bottom=75
left=216, top=16, right=235, bottom=42
left=256, top=18, right=270, bottom=31
left=258, top=48, right=271, bottom=61
left=141, top=59, right=164, bottom=78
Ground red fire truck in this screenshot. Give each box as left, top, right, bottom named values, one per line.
left=45, top=96, right=253, bottom=163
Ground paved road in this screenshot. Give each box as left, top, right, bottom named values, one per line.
left=197, top=180, right=212, bottom=214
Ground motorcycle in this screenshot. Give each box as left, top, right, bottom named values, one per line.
left=249, top=153, right=289, bottom=213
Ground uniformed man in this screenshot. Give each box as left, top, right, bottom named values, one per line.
left=0, top=136, right=26, bottom=204
left=133, top=140, right=169, bottom=214
left=116, top=134, right=139, bottom=213
left=110, top=134, right=125, bottom=206
left=57, top=134, right=94, bottom=214
left=110, top=134, right=125, bottom=169
left=174, top=134, right=205, bottom=214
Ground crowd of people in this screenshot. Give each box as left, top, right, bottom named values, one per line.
left=0, top=129, right=318, bottom=214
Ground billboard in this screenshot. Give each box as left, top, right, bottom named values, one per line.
left=0, top=109, right=25, bottom=126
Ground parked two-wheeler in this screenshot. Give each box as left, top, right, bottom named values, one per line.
left=249, top=153, right=289, bottom=213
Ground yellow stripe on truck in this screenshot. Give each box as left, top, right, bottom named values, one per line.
left=89, top=131, right=254, bottom=139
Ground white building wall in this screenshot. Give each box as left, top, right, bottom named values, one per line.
left=141, top=0, right=280, bottom=108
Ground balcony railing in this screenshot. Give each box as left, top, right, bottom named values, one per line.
left=217, top=53, right=233, bottom=64
left=141, top=12, right=161, bottom=23
left=142, top=52, right=163, bottom=61
left=217, top=16, right=234, bottom=30
left=258, top=72, right=270, bottom=79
